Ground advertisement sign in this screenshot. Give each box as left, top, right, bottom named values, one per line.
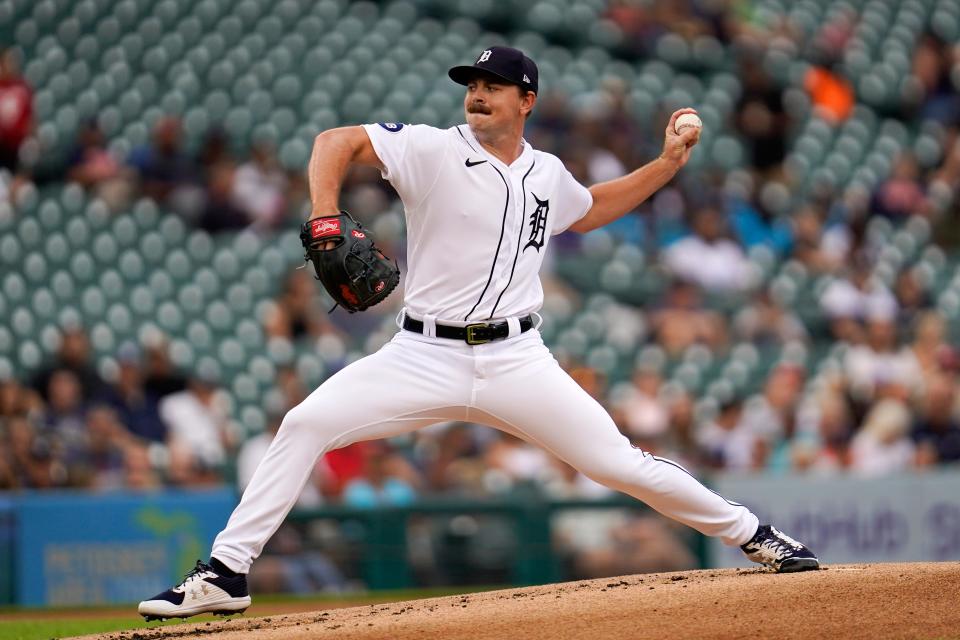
left=710, top=471, right=960, bottom=567
left=13, top=489, right=236, bottom=606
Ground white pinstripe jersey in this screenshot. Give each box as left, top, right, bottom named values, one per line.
left=363, top=122, right=593, bottom=323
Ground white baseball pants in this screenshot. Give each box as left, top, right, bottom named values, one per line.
left=212, top=328, right=759, bottom=573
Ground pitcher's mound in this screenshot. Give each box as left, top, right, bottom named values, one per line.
left=78, top=562, right=960, bottom=640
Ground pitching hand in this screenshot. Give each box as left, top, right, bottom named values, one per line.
left=660, top=108, right=701, bottom=170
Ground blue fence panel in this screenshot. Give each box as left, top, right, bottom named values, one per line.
left=12, top=489, right=236, bottom=606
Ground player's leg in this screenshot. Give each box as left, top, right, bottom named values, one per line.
left=472, top=333, right=817, bottom=570
left=138, top=333, right=471, bottom=619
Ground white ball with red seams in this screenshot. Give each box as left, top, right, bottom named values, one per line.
left=674, top=113, right=702, bottom=134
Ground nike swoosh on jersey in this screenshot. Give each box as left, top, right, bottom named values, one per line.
left=465, top=158, right=487, bottom=167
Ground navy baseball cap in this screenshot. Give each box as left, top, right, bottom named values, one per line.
left=448, top=46, right=539, bottom=95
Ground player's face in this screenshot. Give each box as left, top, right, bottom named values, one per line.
left=464, top=77, right=533, bottom=132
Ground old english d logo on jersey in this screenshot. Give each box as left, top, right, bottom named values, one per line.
left=523, top=193, right=549, bottom=252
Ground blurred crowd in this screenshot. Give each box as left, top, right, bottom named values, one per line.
left=3, top=3, right=960, bottom=503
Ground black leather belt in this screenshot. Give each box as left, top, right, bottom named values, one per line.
left=403, top=315, right=534, bottom=345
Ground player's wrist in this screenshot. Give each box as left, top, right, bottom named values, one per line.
left=656, top=152, right=681, bottom=172
left=308, top=208, right=340, bottom=220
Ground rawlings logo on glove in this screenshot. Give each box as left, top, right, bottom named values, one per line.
left=300, top=211, right=400, bottom=313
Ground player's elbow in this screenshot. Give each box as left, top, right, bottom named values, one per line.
left=568, top=210, right=598, bottom=234
left=314, top=126, right=381, bottom=169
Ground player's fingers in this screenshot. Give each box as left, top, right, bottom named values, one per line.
left=679, top=127, right=700, bottom=146
left=665, top=107, right=699, bottom=135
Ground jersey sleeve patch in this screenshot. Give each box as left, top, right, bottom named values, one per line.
left=377, top=122, right=404, bottom=132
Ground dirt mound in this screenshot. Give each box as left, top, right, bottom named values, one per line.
left=74, top=563, right=960, bottom=640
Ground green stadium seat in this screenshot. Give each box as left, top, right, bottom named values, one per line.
left=177, top=283, right=205, bottom=317
left=154, top=301, right=182, bottom=333
left=163, top=248, right=191, bottom=281
left=232, top=373, right=259, bottom=403
left=129, top=285, right=156, bottom=317
left=206, top=301, right=234, bottom=332
left=98, top=270, right=124, bottom=303
left=107, top=303, right=134, bottom=337
left=118, top=250, right=145, bottom=282
left=17, top=340, right=43, bottom=371
left=165, top=337, right=194, bottom=369
left=30, top=287, right=56, bottom=321
left=243, top=267, right=271, bottom=297
left=266, top=335, right=294, bottom=366
left=236, top=319, right=264, bottom=353
left=22, top=251, right=48, bottom=285
left=81, top=285, right=106, bottom=318
left=89, top=321, right=116, bottom=355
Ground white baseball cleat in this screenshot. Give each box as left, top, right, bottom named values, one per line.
left=741, top=525, right=821, bottom=573
left=138, top=560, right=251, bottom=621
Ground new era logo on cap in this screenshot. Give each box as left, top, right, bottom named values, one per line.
left=449, top=46, right=539, bottom=94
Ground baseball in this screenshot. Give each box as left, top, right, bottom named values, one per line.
left=675, top=113, right=702, bottom=134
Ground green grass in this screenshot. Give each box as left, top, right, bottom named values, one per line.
left=0, top=615, right=219, bottom=640
left=0, top=586, right=502, bottom=640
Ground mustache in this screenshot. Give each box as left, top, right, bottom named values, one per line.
left=467, top=102, right=491, bottom=114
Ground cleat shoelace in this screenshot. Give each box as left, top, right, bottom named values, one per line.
left=752, top=528, right=805, bottom=560
left=171, top=560, right=216, bottom=594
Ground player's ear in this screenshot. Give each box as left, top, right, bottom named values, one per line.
left=520, top=90, right=536, bottom=118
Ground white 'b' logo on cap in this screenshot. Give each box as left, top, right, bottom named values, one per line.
left=478, top=50, right=492, bottom=63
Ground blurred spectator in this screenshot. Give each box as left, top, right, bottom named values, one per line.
left=160, top=372, right=238, bottom=485
left=650, top=280, right=728, bottom=355
left=199, top=162, right=248, bottom=233
left=81, top=405, right=132, bottom=490
left=663, top=207, right=751, bottom=291
left=912, top=33, right=960, bottom=126
left=660, top=389, right=701, bottom=470
left=232, top=141, right=289, bottom=231
left=128, top=116, right=202, bottom=218
left=820, top=257, right=898, bottom=342
left=727, top=188, right=793, bottom=255
left=894, top=267, right=933, bottom=327
left=3, top=416, right=67, bottom=489
left=910, top=311, right=949, bottom=383
left=871, top=153, right=931, bottom=219
left=849, top=399, right=916, bottom=476
left=40, top=369, right=88, bottom=476
left=342, top=442, right=419, bottom=508
left=264, top=270, right=340, bottom=340
left=792, top=390, right=853, bottom=474
left=321, top=442, right=370, bottom=499
left=733, top=290, right=807, bottom=346
left=484, top=432, right=553, bottom=489
left=31, top=326, right=107, bottom=403
left=197, top=127, right=233, bottom=169
left=844, top=318, right=922, bottom=408
left=736, top=57, right=788, bottom=173
left=419, top=422, right=486, bottom=493
left=804, top=64, right=854, bottom=123
left=615, top=367, right=669, bottom=448
left=567, top=364, right=607, bottom=404
left=123, top=442, right=162, bottom=491
left=741, top=364, right=805, bottom=445
left=66, top=119, right=134, bottom=211
left=696, top=398, right=765, bottom=471
left=0, top=376, right=43, bottom=419
left=548, top=458, right=696, bottom=577
left=102, top=344, right=167, bottom=444
left=142, top=337, right=188, bottom=399
left=791, top=205, right=844, bottom=273
left=0, top=47, right=33, bottom=175
left=913, top=374, right=960, bottom=465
